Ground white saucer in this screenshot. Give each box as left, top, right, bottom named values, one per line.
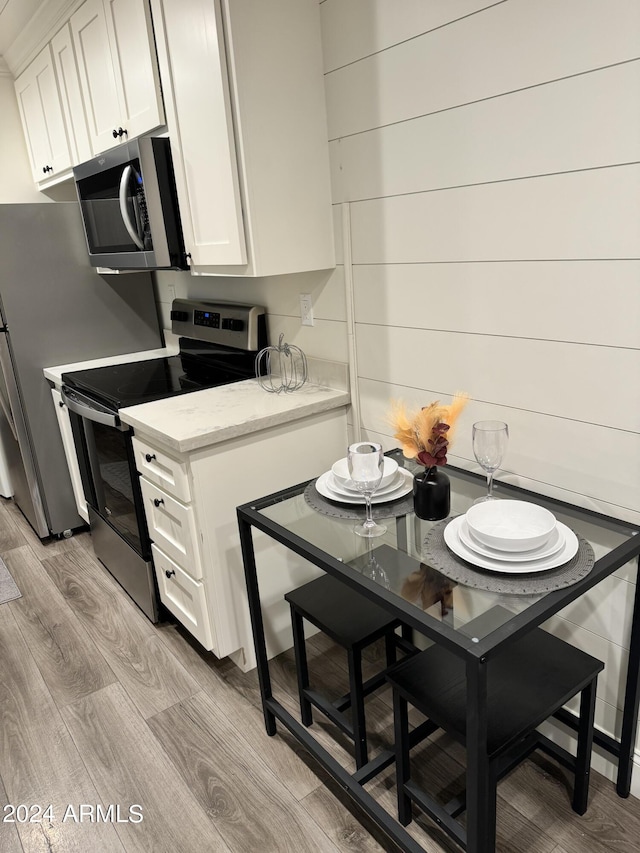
left=315, top=468, right=413, bottom=505
left=326, top=470, right=404, bottom=498
left=458, top=517, right=564, bottom=561
left=443, top=515, right=578, bottom=573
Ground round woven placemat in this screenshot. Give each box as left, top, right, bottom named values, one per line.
left=304, top=480, right=414, bottom=520
left=422, top=516, right=595, bottom=595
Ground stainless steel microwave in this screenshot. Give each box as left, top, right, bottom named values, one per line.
left=73, top=136, right=187, bottom=271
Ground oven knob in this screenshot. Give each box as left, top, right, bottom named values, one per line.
left=221, top=318, right=244, bottom=331
left=145, top=453, right=156, bottom=462
left=165, top=569, right=175, bottom=579
left=153, top=498, right=164, bottom=507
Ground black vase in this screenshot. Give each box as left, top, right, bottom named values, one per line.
left=413, top=466, right=450, bottom=521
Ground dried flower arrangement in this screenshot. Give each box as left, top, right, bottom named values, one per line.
left=390, top=392, right=469, bottom=469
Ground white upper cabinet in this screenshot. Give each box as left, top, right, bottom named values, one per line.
left=152, top=0, right=245, bottom=268
left=151, top=0, right=335, bottom=276
left=14, top=44, right=72, bottom=182
left=70, top=0, right=164, bottom=155
left=50, top=25, right=93, bottom=167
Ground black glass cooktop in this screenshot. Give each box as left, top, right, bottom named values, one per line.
left=62, top=339, right=259, bottom=412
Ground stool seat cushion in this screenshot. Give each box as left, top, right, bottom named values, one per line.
left=285, top=574, right=399, bottom=648
left=386, top=626, right=603, bottom=758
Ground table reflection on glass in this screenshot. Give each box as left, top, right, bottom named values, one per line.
left=237, top=451, right=640, bottom=853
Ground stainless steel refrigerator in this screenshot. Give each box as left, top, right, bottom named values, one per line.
left=0, top=202, right=163, bottom=539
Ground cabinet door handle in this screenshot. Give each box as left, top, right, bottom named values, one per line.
left=153, top=498, right=164, bottom=507
left=112, top=127, right=128, bottom=138
left=165, top=569, right=175, bottom=579
left=145, top=453, right=156, bottom=462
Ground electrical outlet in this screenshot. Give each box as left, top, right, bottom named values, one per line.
left=299, top=293, right=314, bottom=326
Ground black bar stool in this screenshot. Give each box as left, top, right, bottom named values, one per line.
left=285, top=573, right=409, bottom=769
left=386, top=623, right=603, bottom=849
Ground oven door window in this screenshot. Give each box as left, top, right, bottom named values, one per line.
left=77, top=159, right=153, bottom=254
left=84, top=420, right=147, bottom=555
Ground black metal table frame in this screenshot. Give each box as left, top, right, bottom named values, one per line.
left=237, top=464, right=640, bottom=853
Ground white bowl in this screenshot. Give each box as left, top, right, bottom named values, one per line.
left=331, top=456, right=399, bottom=490
left=465, top=500, right=556, bottom=552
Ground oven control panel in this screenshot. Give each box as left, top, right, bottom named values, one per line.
left=170, top=299, right=266, bottom=351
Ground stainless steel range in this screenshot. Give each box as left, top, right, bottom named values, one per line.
left=61, top=300, right=267, bottom=621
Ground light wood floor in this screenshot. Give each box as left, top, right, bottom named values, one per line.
left=1, top=496, right=639, bottom=853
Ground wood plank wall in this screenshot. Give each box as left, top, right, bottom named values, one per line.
left=320, top=0, right=640, bottom=792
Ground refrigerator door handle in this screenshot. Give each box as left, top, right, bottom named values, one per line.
left=0, top=336, right=17, bottom=442
left=0, top=329, right=49, bottom=536
left=0, top=390, right=17, bottom=442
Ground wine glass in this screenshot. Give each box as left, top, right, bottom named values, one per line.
left=361, top=539, right=391, bottom=588
left=347, top=442, right=387, bottom=538
left=472, top=421, right=509, bottom=503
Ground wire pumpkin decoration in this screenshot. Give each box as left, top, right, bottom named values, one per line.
left=255, top=333, right=308, bottom=393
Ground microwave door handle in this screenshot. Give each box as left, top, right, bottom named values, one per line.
left=119, top=165, right=145, bottom=250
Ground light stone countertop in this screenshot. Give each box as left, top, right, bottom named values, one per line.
left=119, top=379, right=350, bottom=454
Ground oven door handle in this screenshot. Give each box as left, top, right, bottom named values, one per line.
left=119, top=165, right=145, bottom=250
left=61, top=387, right=128, bottom=431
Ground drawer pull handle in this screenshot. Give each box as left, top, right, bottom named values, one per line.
left=153, top=498, right=164, bottom=507
left=145, top=453, right=156, bottom=462
left=165, top=569, right=175, bottom=579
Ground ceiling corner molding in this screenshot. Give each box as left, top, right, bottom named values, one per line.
left=3, top=0, right=84, bottom=77
left=0, top=57, right=12, bottom=77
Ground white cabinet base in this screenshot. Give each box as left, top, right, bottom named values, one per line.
left=189, top=408, right=348, bottom=671
left=134, top=405, right=348, bottom=671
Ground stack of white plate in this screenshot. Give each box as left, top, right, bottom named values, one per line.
left=444, top=500, right=579, bottom=573
left=315, top=456, right=413, bottom=505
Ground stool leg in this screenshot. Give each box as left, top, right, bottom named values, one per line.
left=290, top=605, right=313, bottom=727
left=347, top=646, right=368, bottom=768
left=393, top=689, right=412, bottom=826
left=573, top=676, right=598, bottom=815
left=385, top=631, right=397, bottom=667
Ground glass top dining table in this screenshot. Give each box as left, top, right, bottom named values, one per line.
left=236, top=449, right=640, bottom=853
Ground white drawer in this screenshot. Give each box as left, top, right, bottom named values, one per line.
left=139, top=477, right=203, bottom=579
left=152, top=545, right=213, bottom=650
left=132, top=435, right=191, bottom=503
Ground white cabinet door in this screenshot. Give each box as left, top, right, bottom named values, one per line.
left=70, top=0, right=122, bottom=154
left=103, top=0, right=164, bottom=142
left=50, top=388, right=89, bottom=523
left=139, top=476, right=203, bottom=579
left=131, top=435, right=191, bottom=502
left=50, top=24, right=93, bottom=166
left=14, top=44, right=72, bottom=181
left=71, top=0, right=164, bottom=155
left=150, top=0, right=246, bottom=267
left=152, top=544, right=214, bottom=649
